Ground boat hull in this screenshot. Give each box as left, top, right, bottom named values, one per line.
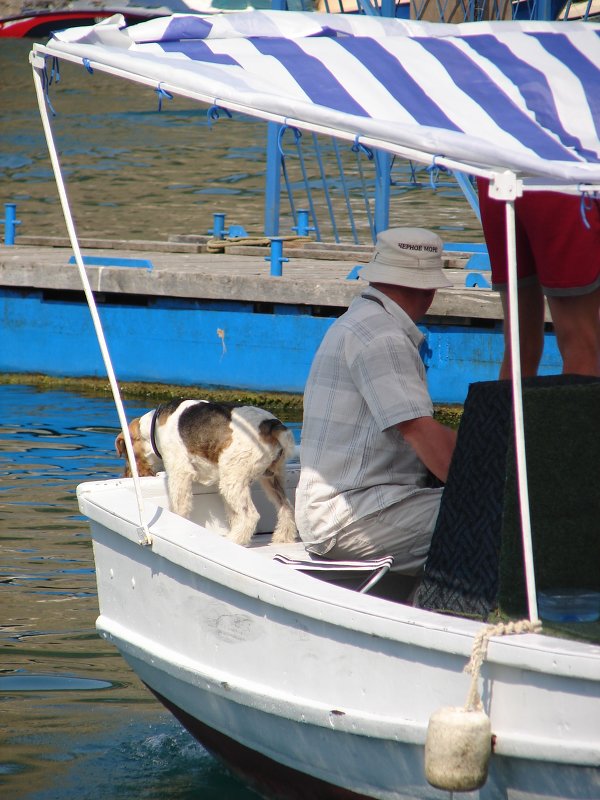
left=149, top=686, right=600, bottom=800
left=79, top=475, right=600, bottom=800
left=151, top=686, right=374, bottom=800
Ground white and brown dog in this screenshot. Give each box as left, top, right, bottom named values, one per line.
left=115, top=398, right=298, bottom=546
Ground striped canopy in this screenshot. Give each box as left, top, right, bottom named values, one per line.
left=38, top=11, right=600, bottom=183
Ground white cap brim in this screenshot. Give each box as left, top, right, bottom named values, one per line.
left=359, top=261, right=453, bottom=290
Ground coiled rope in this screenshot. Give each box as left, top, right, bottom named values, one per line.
left=464, top=619, right=542, bottom=711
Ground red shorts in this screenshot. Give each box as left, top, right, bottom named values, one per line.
left=477, top=178, right=600, bottom=296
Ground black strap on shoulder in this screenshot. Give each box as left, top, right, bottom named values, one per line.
left=360, top=293, right=385, bottom=308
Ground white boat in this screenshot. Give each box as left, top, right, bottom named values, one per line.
left=31, top=11, right=600, bottom=799
left=77, top=464, right=600, bottom=799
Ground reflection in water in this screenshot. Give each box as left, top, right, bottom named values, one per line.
left=2, top=38, right=483, bottom=246
left=0, top=384, right=264, bottom=799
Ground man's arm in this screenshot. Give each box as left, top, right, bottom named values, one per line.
left=397, top=416, right=457, bottom=483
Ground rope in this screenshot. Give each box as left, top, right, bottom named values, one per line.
left=426, top=154, right=449, bottom=190
left=464, top=619, right=542, bottom=711
left=351, top=136, right=374, bottom=160
left=41, top=57, right=60, bottom=116
left=207, top=104, right=233, bottom=126
left=206, top=235, right=304, bottom=253
left=155, top=84, right=173, bottom=112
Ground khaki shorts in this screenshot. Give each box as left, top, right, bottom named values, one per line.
left=315, top=488, right=443, bottom=576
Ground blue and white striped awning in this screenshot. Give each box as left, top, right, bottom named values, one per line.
left=34, top=11, right=600, bottom=183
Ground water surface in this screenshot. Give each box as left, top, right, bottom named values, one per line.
left=1, top=37, right=483, bottom=245
left=0, top=383, right=271, bottom=799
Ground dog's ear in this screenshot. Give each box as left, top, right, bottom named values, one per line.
left=115, top=431, right=126, bottom=457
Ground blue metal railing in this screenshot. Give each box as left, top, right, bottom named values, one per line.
left=266, top=129, right=388, bottom=244
left=317, top=0, right=596, bottom=20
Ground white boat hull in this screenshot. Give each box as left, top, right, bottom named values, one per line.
left=78, top=473, right=600, bottom=800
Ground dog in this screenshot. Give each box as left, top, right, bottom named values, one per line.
left=115, top=398, right=298, bottom=546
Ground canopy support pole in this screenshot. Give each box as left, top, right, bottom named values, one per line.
left=490, top=171, right=539, bottom=623
left=30, top=54, right=152, bottom=546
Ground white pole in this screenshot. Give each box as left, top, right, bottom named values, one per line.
left=31, top=55, right=152, bottom=546
left=503, top=189, right=539, bottom=622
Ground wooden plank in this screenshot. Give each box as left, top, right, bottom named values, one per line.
left=1, top=240, right=551, bottom=322
left=16, top=235, right=204, bottom=254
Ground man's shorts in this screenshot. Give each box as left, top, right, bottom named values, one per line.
left=315, top=488, right=444, bottom=576
left=477, top=178, right=600, bottom=297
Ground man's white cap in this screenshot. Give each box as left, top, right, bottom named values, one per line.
left=359, top=227, right=452, bottom=290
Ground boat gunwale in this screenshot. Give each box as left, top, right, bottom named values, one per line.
left=78, top=475, right=600, bottom=679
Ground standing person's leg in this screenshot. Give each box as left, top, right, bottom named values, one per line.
left=477, top=178, right=543, bottom=378
left=547, top=288, right=600, bottom=377
left=498, top=283, right=546, bottom=379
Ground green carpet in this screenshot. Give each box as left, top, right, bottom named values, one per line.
left=417, top=375, right=600, bottom=633
left=499, top=379, right=600, bottom=616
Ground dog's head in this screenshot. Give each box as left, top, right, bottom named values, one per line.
left=115, top=412, right=164, bottom=478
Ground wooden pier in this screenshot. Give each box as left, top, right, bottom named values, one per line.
left=0, top=234, right=504, bottom=316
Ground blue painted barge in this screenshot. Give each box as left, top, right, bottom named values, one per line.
left=0, top=237, right=561, bottom=404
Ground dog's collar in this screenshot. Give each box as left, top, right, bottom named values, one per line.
left=149, top=408, right=162, bottom=460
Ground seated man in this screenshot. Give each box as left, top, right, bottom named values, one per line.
left=295, top=228, right=457, bottom=575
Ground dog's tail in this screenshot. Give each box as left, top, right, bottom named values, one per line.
left=259, top=418, right=296, bottom=461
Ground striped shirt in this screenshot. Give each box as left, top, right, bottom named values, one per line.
left=296, top=287, right=434, bottom=551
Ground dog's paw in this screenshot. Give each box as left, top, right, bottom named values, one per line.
left=227, top=528, right=254, bottom=547
left=271, top=519, right=298, bottom=544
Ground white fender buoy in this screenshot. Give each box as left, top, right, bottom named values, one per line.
left=423, top=620, right=542, bottom=792
left=424, top=705, right=492, bottom=792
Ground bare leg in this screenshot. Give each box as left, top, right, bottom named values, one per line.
left=547, top=288, right=600, bottom=377
left=499, top=283, right=546, bottom=379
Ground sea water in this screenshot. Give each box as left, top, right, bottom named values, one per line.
left=1, top=38, right=482, bottom=247
left=0, top=383, right=301, bottom=799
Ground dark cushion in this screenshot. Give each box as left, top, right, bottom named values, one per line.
left=415, top=375, right=600, bottom=619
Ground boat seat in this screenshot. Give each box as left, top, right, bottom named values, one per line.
left=272, top=553, right=394, bottom=594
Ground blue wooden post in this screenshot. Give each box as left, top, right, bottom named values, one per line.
left=264, top=122, right=282, bottom=237
left=3, top=203, right=21, bottom=246
left=380, top=0, right=395, bottom=16
left=292, top=209, right=315, bottom=237
left=374, top=151, right=391, bottom=237
left=210, top=212, right=226, bottom=239
left=265, top=237, right=288, bottom=276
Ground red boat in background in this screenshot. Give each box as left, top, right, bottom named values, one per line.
left=0, top=9, right=159, bottom=37
left=0, top=0, right=596, bottom=37
left=0, top=0, right=276, bottom=38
